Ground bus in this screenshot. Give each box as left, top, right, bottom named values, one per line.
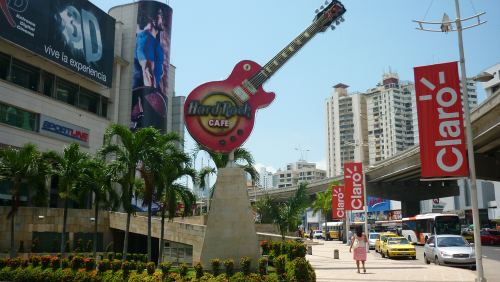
left=322, top=222, right=343, bottom=240
left=322, top=221, right=368, bottom=241
left=402, top=213, right=461, bottom=244
left=373, top=220, right=402, bottom=233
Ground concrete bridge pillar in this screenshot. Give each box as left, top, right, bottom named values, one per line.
left=401, top=201, right=420, bottom=218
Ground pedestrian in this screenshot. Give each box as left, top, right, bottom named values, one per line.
left=309, top=229, right=314, bottom=241
left=349, top=225, right=367, bottom=274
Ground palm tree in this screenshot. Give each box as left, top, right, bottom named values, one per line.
left=154, top=148, right=196, bottom=265
left=270, top=183, right=310, bottom=240
left=100, top=124, right=159, bottom=260
left=311, top=186, right=332, bottom=233
left=138, top=131, right=182, bottom=262
left=311, top=181, right=340, bottom=232
left=78, top=156, right=118, bottom=259
left=50, top=143, right=91, bottom=259
left=0, top=143, right=52, bottom=258
left=195, top=145, right=258, bottom=202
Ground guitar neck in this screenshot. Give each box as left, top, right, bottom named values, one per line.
left=248, top=20, right=323, bottom=88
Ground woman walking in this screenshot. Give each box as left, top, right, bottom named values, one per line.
left=349, top=226, right=367, bottom=273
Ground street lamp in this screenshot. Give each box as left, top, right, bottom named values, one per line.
left=413, top=2, right=487, bottom=281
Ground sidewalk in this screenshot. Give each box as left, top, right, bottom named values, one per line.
left=306, top=240, right=476, bottom=282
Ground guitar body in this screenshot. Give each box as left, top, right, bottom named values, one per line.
left=185, top=60, right=275, bottom=153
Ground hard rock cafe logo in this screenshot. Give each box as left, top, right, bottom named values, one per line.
left=186, top=93, right=251, bottom=136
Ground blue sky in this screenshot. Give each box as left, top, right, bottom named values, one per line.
left=94, top=0, right=500, bottom=173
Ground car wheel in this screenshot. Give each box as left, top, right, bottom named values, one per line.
left=434, top=256, right=440, bottom=265
left=412, top=256, right=416, bottom=260
left=470, top=265, right=476, bottom=271
left=386, top=251, right=390, bottom=258
left=381, top=251, right=385, bottom=258
left=424, top=254, right=430, bottom=264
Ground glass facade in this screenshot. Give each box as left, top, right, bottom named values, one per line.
left=0, top=51, right=108, bottom=118
left=0, top=102, right=38, bottom=132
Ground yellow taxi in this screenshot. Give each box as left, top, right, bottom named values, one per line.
left=381, top=237, right=416, bottom=259
left=375, top=232, right=398, bottom=253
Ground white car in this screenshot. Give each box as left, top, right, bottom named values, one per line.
left=313, top=230, right=323, bottom=239
left=368, top=232, right=380, bottom=249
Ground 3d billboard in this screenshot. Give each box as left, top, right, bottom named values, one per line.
left=130, top=1, right=172, bottom=132
left=0, top=0, right=115, bottom=87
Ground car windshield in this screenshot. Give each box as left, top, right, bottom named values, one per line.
left=388, top=238, right=409, bottom=245
left=487, top=230, right=500, bottom=235
left=436, top=236, right=468, bottom=247
left=370, top=234, right=379, bottom=239
left=435, top=216, right=461, bottom=235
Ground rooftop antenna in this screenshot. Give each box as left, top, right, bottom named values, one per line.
left=294, top=146, right=310, bottom=161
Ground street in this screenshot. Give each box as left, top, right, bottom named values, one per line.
left=307, top=240, right=500, bottom=282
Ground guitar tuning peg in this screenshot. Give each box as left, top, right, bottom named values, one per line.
left=315, top=9, right=319, bottom=14
left=330, top=25, right=336, bottom=30
left=320, top=5, right=324, bottom=10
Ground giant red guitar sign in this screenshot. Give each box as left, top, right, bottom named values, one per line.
left=184, top=1, right=346, bottom=153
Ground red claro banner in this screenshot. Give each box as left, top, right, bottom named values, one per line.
left=331, top=185, right=345, bottom=219
left=343, top=162, right=364, bottom=211
left=414, top=62, right=468, bottom=178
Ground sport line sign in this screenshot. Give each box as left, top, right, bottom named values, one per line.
left=331, top=185, right=345, bottom=219
left=414, top=62, right=468, bottom=178
left=343, top=162, right=364, bottom=211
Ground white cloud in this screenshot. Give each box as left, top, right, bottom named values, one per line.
left=313, top=159, right=327, bottom=170
left=254, top=163, right=277, bottom=174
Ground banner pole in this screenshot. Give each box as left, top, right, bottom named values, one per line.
left=363, top=168, right=369, bottom=252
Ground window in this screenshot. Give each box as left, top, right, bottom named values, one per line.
left=78, top=88, right=99, bottom=114
left=10, top=59, right=40, bottom=91
left=41, top=72, right=55, bottom=98
left=0, top=102, right=38, bottom=131
left=56, top=78, right=78, bottom=106
left=101, top=97, right=108, bottom=118
left=0, top=52, right=10, bottom=80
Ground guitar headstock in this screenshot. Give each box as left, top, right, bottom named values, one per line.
left=313, top=0, right=346, bottom=32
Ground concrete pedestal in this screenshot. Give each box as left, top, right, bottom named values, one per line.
left=200, top=167, right=260, bottom=269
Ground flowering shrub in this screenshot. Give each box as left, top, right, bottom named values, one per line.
left=83, top=257, right=95, bottom=271
left=258, top=257, right=268, bottom=275
left=240, top=256, right=251, bottom=276
left=8, top=258, right=22, bottom=269
left=273, top=255, right=286, bottom=276
left=70, top=256, right=84, bottom=270
left=210, top=258, right=221, bottom=276
left=223, top=259, right=234, bottom=277
left=194, top=262, right=204, bottom=279
left=50, top=256, right=60, bottom=269
left=98, top=259, right=111, bottom=273
left=146, top=262, right=155, bottom=275
left=111, top=259, right=122, bottom=272
left=61, top=258, right=70, bottom=269
left=40, top=256, right=52, bottom=269
left=159, top=261, right=171, bottom=277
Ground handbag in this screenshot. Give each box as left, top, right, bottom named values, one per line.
left=352, top=237, right=359, bottom=249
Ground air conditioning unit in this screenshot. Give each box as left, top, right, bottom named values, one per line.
left=488, top=201, right=497, bottom=208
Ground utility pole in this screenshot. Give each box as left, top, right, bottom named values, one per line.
left=413, top=3, right=487, bottom=281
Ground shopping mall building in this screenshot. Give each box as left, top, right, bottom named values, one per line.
left=0, top=1, right=185, bottom=256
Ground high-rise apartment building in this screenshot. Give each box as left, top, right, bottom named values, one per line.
left=274, top=161, right=326, bottom=188
left=365, top=72, right=415, bottom=164
left=258, top=167, right=274, bottom=190
left=481, top=63, right=500, bottom=98
left=325, top=84, right=368, bottom=177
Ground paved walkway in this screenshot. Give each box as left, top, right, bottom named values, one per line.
left=306, top=240, right=477, bottom=282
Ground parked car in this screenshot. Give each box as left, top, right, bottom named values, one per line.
left=423, top=235, right=476, bottom=269
left=313, top=230, right=323, bottom=239
left=375, top=232, right=397, bottom=253
left=480, top=229, right=500, bottom=245
left=368, top=232, right=380, bottom=250
left=381, top=237, right=416, bottom=259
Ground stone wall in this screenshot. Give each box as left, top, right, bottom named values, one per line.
left=0, top=207, right=112, bottom=254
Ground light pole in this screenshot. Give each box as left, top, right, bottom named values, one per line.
left=413, top=2, right=487, bottom=281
